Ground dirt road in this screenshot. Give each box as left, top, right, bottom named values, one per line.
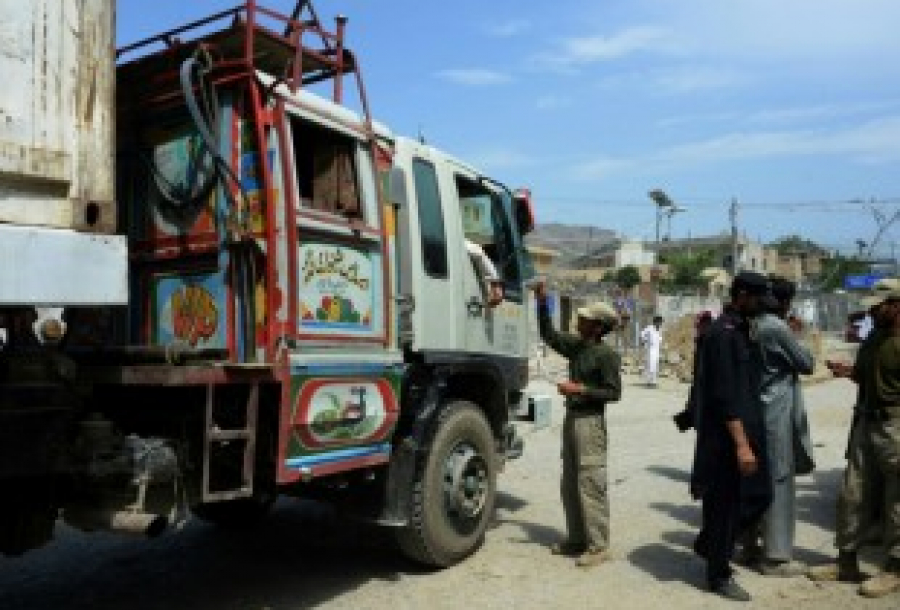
left=1, top=363, right=897, bottom=609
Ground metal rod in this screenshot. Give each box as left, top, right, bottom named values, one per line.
left=117, top=6, right=243, bottom=56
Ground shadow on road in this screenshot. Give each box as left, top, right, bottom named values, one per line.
left=0, top=499, right=431, bottom=610
left=499, top=519, right=561, bottom=550
left=646, top=464, right=692, bottom=484
left=796, top=467, right=842, bottom=532
left=627, top=542, right=704, bottom=590
left=648, top=501, right=702, bottom=529
left=494, top=491, right=529, bottom=514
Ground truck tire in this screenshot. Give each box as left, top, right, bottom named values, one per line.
left=396, top=400, right=497, bottom=567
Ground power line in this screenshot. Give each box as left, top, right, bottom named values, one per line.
left=539, top=195, right=900, bottom=210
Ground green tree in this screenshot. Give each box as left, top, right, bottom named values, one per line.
left=659, top=248, right=716, bottom=292
left=815, top=255, right=872, bottom=291
left=614, top=265, right=641, bottom=291
left=769, top=235, right=827, bottom=255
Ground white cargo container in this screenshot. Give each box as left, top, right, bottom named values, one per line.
left=0, top=0, right=126, bottom=305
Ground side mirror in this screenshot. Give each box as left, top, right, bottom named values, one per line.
left=513, top=188, right=535, bottom=235
left=389, top=166, right=408, bottom=208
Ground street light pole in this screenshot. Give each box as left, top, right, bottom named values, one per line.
left=648, top=189, right=673, bottom=246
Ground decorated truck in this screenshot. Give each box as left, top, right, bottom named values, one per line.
left=0, top=0, right=536, bottom=567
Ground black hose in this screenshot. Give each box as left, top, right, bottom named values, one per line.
left=179, top=50, right=259, bottom=361
left=179, top=53, right=250, bottom=236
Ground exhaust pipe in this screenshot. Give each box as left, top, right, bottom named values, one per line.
left=64, top=509, right=168, bottom=538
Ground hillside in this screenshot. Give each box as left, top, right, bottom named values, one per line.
left=526, top=222, right=617, bottom=259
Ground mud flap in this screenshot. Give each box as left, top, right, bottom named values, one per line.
left=376, top=439, right=418, bottom=526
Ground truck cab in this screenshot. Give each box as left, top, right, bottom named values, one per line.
left=390, top=136, right=534, bottom=377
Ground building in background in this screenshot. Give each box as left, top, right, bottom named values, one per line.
left=526, top=244, right=560, bottom=276
left=650, top=234, right=766, bottom=275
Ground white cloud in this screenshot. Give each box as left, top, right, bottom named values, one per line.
left=485, top=19, right=530, bottom=37
left=529, top=1, right=900, bottom=81
left=571, top=156, right=636, bottom=180
left=561, top=26, right=670, bottom=61
left=435, top=68, right=512, bottom=86
left=660, top=0, right=900, bottom=63
left=747, top=101, right=900, bottom=126
left=536, top=95, right=572, bottom=110
left=594, top=65, right=749, bottom=95
left=657, top=100, right=900, bottom=129
left=572, top=115, right=900, bottom=179
left=659, top=116, right=900, bottom=164
left=653, top=66, right=751, bottom=93
left=656, top=111, right=740, bottom=129
left=533, top=26, right=677, bottom=72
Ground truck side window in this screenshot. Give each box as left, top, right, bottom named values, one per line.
left=457, top=178, right=522, bottom=300
left=412, top=158, right=448, bottom=278
left=289, top=116, right=361, bottom=217
left=490, top=192, right=521, bottom=289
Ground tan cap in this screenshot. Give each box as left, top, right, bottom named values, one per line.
left=874, top=277, right=900, bottom=292
left=863, top=282, right=900, bottom=308
left=860, top=295, right=882, bottom=310
left=576, top=301, right=619, bottom=324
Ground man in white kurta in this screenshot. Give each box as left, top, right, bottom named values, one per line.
left=640, top=315, right=663, bottom=387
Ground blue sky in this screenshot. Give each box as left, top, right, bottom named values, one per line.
left=118, top=0, right=900, bottom=257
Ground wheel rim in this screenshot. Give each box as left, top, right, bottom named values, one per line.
left=442, top=442, right=489, bottom=522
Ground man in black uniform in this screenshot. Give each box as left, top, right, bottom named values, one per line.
left=691, top=271, right=772, bottom=601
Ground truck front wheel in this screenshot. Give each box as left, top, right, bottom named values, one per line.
left=396, top=401, right=497, bottom=567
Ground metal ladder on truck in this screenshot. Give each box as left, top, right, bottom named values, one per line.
left=201, top=383, right=259, bottom=502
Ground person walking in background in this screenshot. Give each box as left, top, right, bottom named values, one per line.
left=691, top=271, right=772, bottom=602
left=640, top=315, right=664, bottom=387
left=533, top=281, right=622, bottom=568
left=743, top=277, right=815, bottom=576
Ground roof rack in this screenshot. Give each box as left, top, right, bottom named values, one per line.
left=116, top=1, right=371, bottom=115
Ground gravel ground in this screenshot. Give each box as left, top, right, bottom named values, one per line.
left=1, top=343, right=898, bottom=609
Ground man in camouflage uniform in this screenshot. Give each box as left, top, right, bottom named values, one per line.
left=534, top=282, right=622, bottom=568
left=810, top=282, right=900, bottom=598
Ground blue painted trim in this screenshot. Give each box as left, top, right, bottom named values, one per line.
left=285, top=442, right=392, bottom=469
left=289, top=363, right=405, bottom=376
left=301, top=321, right=374, bottom=331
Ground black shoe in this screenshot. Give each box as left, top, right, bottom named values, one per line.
left=711, top=577, right=751, bottom=602
left=692, top=536, right=708, bottom=559
left=550, top=541, right=586, bottom=557
left=673, top=409, right=693, bottom=432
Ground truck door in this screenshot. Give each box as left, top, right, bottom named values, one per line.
left=397, top=143, right=465, bottom=353
left=456, top=178, right=531, bottom=360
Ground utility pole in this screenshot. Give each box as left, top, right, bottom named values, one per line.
left=864, top=205, right=900, bottom=260
left=729, top=197, right=739, bottom=277
left=891, top=242, right=897, bottom=277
